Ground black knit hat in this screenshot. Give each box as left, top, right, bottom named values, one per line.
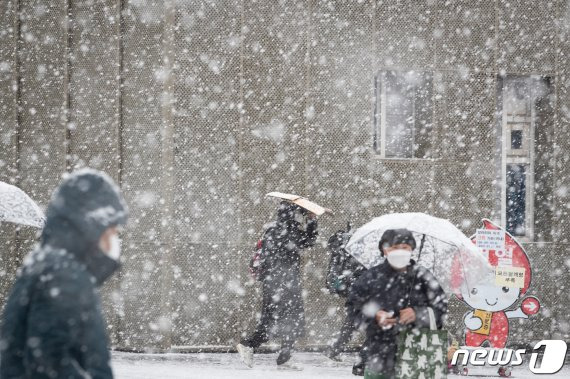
left=378, top=229, right=416, bottom=256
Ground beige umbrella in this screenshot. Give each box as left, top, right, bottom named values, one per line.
left=265, top=192, right=333, bottom=216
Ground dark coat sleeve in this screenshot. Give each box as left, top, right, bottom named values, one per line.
left=412, top=268, right=448, bottom=329
left=0, top=276, right=29, bottom=378
left=26, top=269, right=113, bottom=379
left=346, top=270, right=377, bottom=330
left=297, top=219, right=318, bottom=249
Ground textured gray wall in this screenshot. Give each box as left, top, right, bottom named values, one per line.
left=0, top=0, right=569, bottom=351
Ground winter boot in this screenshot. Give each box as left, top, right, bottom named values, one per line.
left=352, top=361, right=365, bottom=376
left=236, top=343, right=254, bottom=368
left=276, top=347, right=292, bottom=365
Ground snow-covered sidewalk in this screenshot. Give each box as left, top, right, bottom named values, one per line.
left=111, top=351, right=570, bottom=379
left=112, top=351, right=352, bottom=378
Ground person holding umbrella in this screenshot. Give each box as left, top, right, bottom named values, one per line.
left=0, top=169, right=127, bottom=378
left=347, top=229, right=448, bottom=378
left=237, top=200, right=319, bottom=367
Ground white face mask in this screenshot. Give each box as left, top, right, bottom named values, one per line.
left=386, top=249, right=412, bottom=269
left=100, top=234, right=122, bottom=261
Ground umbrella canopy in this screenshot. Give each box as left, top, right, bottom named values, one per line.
left=0, top=181, right=45, bottom=228
left=265, top=192, right=333, bottom=216
left=345, top=212, right=492, bottom=295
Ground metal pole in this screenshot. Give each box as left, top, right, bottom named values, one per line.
left=12, top=0, right=22, bottom=289
left=159, top=0, right=176, bottom=351
left=117, top=0, right=125, bottom=187
left=63, top=0, right=72, bottom=172
left=114, top=0, right=126, bottom=348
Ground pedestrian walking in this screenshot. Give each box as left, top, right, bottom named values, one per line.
left=0, top=169, right=128, bottom=378
left=237, top=201, right=318, bottom=367
left=323, top=225, right=367, bottom=375
left=347, top=229, right=448, bottom=378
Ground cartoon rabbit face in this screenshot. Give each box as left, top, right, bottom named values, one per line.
left=460, top=281, right=520, bottom=312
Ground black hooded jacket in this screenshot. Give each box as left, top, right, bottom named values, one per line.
left=0, top=169, right=128, bottom=379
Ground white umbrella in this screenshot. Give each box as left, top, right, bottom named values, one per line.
left=0, top=181, right=45, bottom=228
left=345, top=212, right=492, bottom=295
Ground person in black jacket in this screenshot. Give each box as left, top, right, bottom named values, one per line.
left=0, top=169, right=128, bottom=379
left=324, top=228, right=366, bottom=364
left=237, top=201, right=318, bottom=367
left=347, top=229, right=448, bottom=378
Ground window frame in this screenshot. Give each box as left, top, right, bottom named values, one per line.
left=373, top=70, right=434, bottom=160
left=498, top=75, right=549, bottom=241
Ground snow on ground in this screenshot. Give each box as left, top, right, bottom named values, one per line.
left=111, top=351, right=570, bottom=379
left=112, top=352, right=352, bottom=379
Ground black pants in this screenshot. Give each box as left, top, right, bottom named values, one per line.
left=329, top=312, right=356, bottom=355
left=241, top=322, right=295, bottom=351
left=330, top=307, right=368, bottom=367
left=364, top=336, right=398, bottom=378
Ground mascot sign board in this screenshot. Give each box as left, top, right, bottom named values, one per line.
left=452, top=219, right=541, bottom=349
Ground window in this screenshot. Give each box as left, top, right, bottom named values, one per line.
left=373, top=71, right=433, bottom=158
left=506, top=164, right=526, bottom=235
left=510, top=130, right=523, bottom=150
left=498, top=75, right=552, bottom=238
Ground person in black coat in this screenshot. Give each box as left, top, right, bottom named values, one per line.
left=0, top=169, right=128, bottom=379
left=324, top=228, right=367, bottom=363
left=347, top=229, right=448, bottom=378
left=237, top=201, right=318, bottom=367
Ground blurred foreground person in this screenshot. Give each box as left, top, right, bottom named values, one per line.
left=347, top=229, right=447, bottom=378
left=1, top=169, right=128, bottom=379
left=237, top=201, right=318, bottom=367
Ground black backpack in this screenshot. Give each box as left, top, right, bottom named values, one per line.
left=325, top=223, right=366, bottom=297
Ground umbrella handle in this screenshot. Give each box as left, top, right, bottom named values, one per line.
left=405, top=234, right=427, bottom=308
left=417, top=234, right=426, bottom=261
